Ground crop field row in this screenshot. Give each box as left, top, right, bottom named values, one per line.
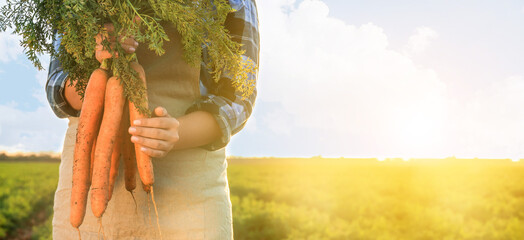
left=229, top=158, right=524, bottom=240
left=0, top=162, right=57, bottom=240
left=1, top=158, right=524, bottom=239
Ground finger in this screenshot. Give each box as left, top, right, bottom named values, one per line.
left=96, top=49, right=119, bottom=61
left=140, top=147, right=167, bottom=158
left=96, top=43, right=118, bottom=59
left=95, top=34, right=102, bottom=45
left=119, top=36, right=138, bottom=47
left=154, top=107, right=169, bottom=117
left=133, top=16, right=142, bottom=25
left=129, top=126, right=175, bottom=141
left=96, top=42, right=116, bottom=51
left=121, top=44, right=136, bottom=54
left=96, top=32, right=116, bottom=45
left=97, top=42, right=133, bottom=55
left=131, top=136, right=171, bottom=151
left=103, top=23, right=115, bottom=34
left=96, top=50, right=112, bottom=60
left=133, top=117, right=177, bottom=129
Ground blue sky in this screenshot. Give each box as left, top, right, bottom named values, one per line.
left=0, top=0, right=523, bottom=159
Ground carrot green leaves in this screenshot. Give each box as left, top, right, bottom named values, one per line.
left=0, top=0, right=257, bottom=115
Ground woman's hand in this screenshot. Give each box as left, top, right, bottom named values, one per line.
left=66, top=23, right=139, bottom=110
left=95, top=22, right=139, bottom=64
left=129, top=107, right=180, bottom=158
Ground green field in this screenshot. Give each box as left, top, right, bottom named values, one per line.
left=0, top=162, right=57, bottom=240
left=1, top=158, right=524, bottom=239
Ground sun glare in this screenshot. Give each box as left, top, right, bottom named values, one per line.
left=393, top=108, right=446, bottom=156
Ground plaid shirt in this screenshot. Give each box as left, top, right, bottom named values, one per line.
left=45, top=0, right=259, bottom=151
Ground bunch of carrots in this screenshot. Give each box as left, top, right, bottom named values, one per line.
left=1, top=0, right=256, bottom=237
left=70, top=60, right=160, bottom=238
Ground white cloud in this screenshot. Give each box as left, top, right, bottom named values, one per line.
left=0, top=30, right=24, bottom=63
left=257, top=0, right=448, bottom=156
left=0, top=50, right=66, bottom=153
left=0, top=104, right=67, bottom=152
left=450, top=76, right=524, bottom=158
left=255, top=0, right=523, bottom=158
left=242, top=115, right=257, bottom=133
left=404, top=27, right=439, bottom=55
left=262, top=109, right=293, bottom=135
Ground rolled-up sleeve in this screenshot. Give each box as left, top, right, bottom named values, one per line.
left=186, top=0, right=260, bottom=151
left=45, top=32, right=80, bottom=118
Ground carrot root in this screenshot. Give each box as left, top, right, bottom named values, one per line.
left=146, top=192, right=152, bottom=227
left=97, top=218, right=101, bottom=239
left=151, top=186, right=162, bottom=240
left=129, top=191, right=138, bottom=215
left=98, top=217, right=106, bottom=240
left=76, top=227, right=81, bottom=240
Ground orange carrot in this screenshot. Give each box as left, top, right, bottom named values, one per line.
left=128, top=62, right=162, bottom=239
left=121, top=106, right=139, bottom=212
left=90, top=136, right=97, bottom=183
left=142, top=182, right=151, bottom=193
left=91, top=76, right=125, bottom=218
left=108, top=126, right=122, bottom=201
left=128, top=62, right=154, bottom=188
left=71, top=67, right=109, bottom=229
left=121, top=104, right=137, bottom=192
left=144, top=184, right=152, bottom=226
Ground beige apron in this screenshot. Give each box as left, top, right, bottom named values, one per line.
left=52, top=23, right=233, bottom=240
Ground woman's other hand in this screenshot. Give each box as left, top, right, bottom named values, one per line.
left=95, top=23, right=139, bottom=64
left=64, top=20, right=141, bottom=111
left=129, top=107, right=180, bottom=158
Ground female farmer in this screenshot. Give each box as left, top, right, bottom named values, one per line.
left=45, top=0, right=259, bottom=239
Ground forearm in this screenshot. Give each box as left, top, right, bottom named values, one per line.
left=185, top=0, right=259, bottom=150
left=46, top=50, right=82, bottom=118
left=129, top=107, right=222, bottom=157
left=174, top=111, right=222, bottom=150
left=64, top=78, right=83, bottom=111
